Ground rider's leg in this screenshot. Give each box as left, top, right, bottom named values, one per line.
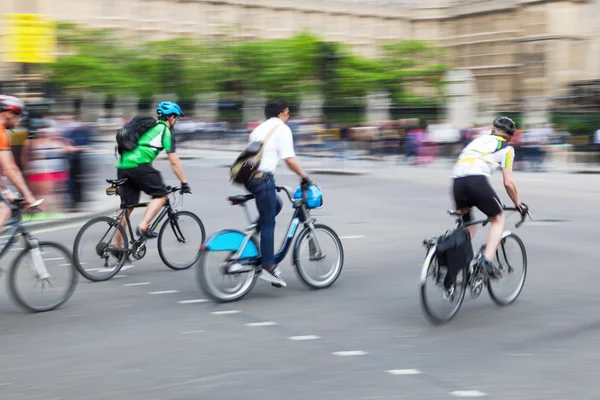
left=114, top=208, right=133, bottom=248
left=0, top=202, right=11, bottom=230
left=483, top=211, right=504, bottom=263
left=138, top=196, right=167, bottom=233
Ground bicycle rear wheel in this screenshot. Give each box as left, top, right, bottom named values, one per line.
left=419, top=246, right=468, bottom=325
left=488, top=233, right=527, bottom=306
left=8, top=242, right=78, bottom=312
left=158, top=210, right=205, bottom=270
left=73, top=216, right=129, bottom=282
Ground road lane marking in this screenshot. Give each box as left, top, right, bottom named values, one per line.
left=387, top=369, right=422, bottom=375
left=450, top=390, right=487, bottom=397
left=149, top=290, right=179, bottom=295
left=178, top=299, right=208, bottom=304
left=123, top=282, right=151, bottom=287
left=339, top=235, right=366, bottom=240
left=288, top=335, right=320, bottom=341
left=211, top=310, right=241, bottom=315
left=182, top=330, right=205, bottom=334
left=332, top=350, right=367, bottom=356
left=245, top=322, right=278, bottom=327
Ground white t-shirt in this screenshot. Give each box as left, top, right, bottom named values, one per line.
left=248, top=117, right=296, bottom=174
left=452, top=135, right=515, bottom=178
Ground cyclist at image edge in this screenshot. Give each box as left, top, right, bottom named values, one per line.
left=0, top=96, right=38, bottom=228
left=451, top=116, right=528, bottom=277
left=115, top=101, right=191, bottom=245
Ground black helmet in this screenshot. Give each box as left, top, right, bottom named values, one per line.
left=493, top=116, right=516, bottom=136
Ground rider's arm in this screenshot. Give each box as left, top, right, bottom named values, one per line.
left=500, top=146, right=520, bottom=207
left=279, top=126, right=309, bottom=179
left=163, top=126, right=187, bottom=184
left=167, top=153, right=187, bottom=183
left=0, top=151, right=35, bottom=204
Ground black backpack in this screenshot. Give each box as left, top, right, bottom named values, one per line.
left=115, top=116, right=158, bottom=155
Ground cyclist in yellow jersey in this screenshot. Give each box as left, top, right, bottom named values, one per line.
left=451, top=116, right=528, bottom=277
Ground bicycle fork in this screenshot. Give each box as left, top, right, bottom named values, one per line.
left=26, top=237, right=51, bottom=280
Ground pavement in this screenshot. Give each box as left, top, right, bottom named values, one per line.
left=1, top=144, right=599, bottom=399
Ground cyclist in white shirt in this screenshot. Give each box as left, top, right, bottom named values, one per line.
left=245, top=100, right=310, bottom=288
left=451, top=116, right=528, bottom=278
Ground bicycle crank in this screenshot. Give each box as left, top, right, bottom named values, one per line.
left=131, top=242, right=147, bottom=260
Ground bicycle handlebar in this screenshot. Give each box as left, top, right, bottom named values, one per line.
left=276, top=185, right=294, bottom=202
left=500, top=205, right=532, bottom=228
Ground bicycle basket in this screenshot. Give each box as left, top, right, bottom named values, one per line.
left=293, top=185, right=323, bottom=209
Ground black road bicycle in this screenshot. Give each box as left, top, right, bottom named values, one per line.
left=420, top=206, right=532, bottom=325
left=73, top=178, right=205, bottom=282
left=0, top=199, right=78, bottom=312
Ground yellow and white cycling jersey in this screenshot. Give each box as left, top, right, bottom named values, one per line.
left=452, top=135, right=515, bottom=178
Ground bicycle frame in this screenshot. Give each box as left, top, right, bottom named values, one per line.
left=111, top=189, right=184, bottom=247
left=203, top=186, right=321, bottom=268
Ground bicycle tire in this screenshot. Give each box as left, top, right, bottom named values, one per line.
left=196, top=237, right=260, bottom=303
left=73, top=216, right=129, bottom=282
left=488, top=233, right=527, bottom=307
left=293, top=224, right=344, bottom=289
left=419, top=246, right=468, bottom=325
left=158, top=210, right=206, bottom=271
left=7, top=241, right=79, bottom=312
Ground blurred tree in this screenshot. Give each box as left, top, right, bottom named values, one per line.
left=381, top=39, right=451, bottom=105
left=47, top=24, right=449, bottom=121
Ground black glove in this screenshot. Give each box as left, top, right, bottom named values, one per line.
left=517, top=202, right=529, bottom=216
left=300, top=177, right=313, bottom=189
left=181, top=182, right=191, bottom=194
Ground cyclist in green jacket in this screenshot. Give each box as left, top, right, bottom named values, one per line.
left=115, top=102, right=191, bottom=248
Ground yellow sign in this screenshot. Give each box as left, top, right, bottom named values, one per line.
left=4, top=14, right=57, bottom=64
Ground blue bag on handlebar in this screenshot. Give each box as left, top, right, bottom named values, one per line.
left=293, top=185, right=323, bottom=209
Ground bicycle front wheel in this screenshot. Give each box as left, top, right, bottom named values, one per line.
left=8, top=241, right=78, bottom=312
left=293, top=224, right=344, bottom=289
left=488, top=233, right=527, bottom=306
left=158, top=210, right=206, bottom=270
left=73, top=216, right=129, bottom=282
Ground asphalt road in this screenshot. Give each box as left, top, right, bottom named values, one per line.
left=0, top=148, right=598, bottom=400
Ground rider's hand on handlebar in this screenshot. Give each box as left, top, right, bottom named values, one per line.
left=300, top=177, right=313, bottom=189
left=517, top=202, right=529, bottom=217
left=181, top=182, right=192, bottom=194
left=24, top=194, right=37, bottom=209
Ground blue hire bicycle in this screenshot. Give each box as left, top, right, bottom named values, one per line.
left=197, top=184, right=344, bottom=303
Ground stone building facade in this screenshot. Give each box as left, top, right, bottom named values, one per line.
left=1, top=0, right=599, bottom=107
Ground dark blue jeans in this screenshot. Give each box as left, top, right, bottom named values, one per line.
left=245, top=173, right=282, bottom=269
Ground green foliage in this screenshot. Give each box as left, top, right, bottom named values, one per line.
left=47, top=24, right=450, bottom=122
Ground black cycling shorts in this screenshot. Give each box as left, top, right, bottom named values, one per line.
left=452, top=175, right=503, bottom=223
left=116, top=164, right=168, bottom=206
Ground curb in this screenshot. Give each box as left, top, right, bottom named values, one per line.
left=23, top=206, right=117, bottom=231
left=308, top=169, right=369, bottom=176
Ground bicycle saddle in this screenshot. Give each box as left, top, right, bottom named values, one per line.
left=227, top=194, right=255, bottom=205
left=106, top=178, right=128, bottom=186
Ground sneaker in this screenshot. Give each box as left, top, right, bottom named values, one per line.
left=136, top=227, right=157, bottom=241
left=259, top=266, right=286, bottom=288
left=479, top=257, right=500, bottom=279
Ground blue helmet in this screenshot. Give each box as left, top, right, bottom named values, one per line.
left=156, top=101, right=184, bottom=118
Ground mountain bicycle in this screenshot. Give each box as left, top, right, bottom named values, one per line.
left=1, top=199, right=78, bottom=312
left=72, top=178, right=205, bottom=282
left=420, top=205, right=532, bottom=325
left=197, top=184, right=344, bottom=303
